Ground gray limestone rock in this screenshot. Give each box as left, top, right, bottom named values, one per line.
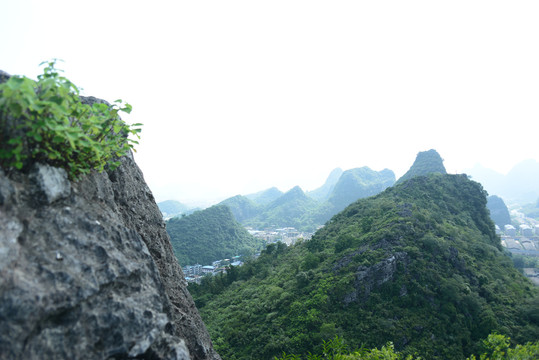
left=0, top=155, right=220, bottom=359
left=344, top=252, right=409, bottom=304
left=29, top=163, right=71, bottom=204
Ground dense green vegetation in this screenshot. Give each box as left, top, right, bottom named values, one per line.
left=486, top=196, right=511, bottom=228
left=396, top=149, right=446, bottom=185
left=191, top=174, right=539, bottom=360
left=0, top=60, right=140, bottom=179
left=166, top=205, right=264, bottom=266
left=511, top=254, right=539, bottom=271
left=274, top=334, right=539, bottom=360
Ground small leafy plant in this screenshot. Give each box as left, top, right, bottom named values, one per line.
left=0, top=59, right=141, bottom=179
left=274, top=334, right=539, bottom=360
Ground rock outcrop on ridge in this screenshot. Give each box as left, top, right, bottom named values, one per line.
left=0, top=73, right=220, bottom=359
left=396, top=149, right=447, bottom=184
left=0, top=155, right=220, bottom=360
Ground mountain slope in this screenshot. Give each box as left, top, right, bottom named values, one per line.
left=166, top=204, right=262, bottom=265
left=487, top=195, right=511, bottom=228
left=307, top=168, right=343, bottom=201
left=396, top=149, right=446, bottom=184
left=246, top=186, right=320, bottom=231
left=191, top=174, right=539, bottom=360
left=218, top=195, right=260, bottom=223
left=326, top=166, right=395, bottom=215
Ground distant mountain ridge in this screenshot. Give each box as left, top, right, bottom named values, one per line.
left=246, top=187, right=284, bottom=205
left=246, top=186, right=320, bottom=230
left=166, top=149, right=539, bottom=234
left=327, top=167, right=395, bottom=214
left=467, top=159, right=539, bottom=205
left=307, top=168, right=343, bottom=201
left=157, top=200, right=194, bottom=218
left=218, top=166, right=396, bottom=231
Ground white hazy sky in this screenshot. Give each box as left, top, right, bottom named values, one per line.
left=2, top=1, right=538, bottom=204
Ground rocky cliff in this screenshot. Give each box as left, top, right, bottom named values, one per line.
left=0, top=73, right=220, bottom=359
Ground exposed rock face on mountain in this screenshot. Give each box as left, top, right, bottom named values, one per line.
left=0, top=92, right=220, bottom=358
left=396, top=149, right=446, bottom=184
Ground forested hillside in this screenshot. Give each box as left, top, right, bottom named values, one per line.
left=166, top=205, right=263, bottom=265
left=219, top=195, right=260, bottom=223
left=191, top=174, right=539, bottom=359
left=244, top=186, right=321, bottom=231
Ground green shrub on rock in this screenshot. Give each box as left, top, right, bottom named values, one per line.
left=0, top=60, right=141, bottom=179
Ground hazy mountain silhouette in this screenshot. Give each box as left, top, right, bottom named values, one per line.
left=467, top=159, right=539, bottom=204
left=246, top=187, right=284, bottom=205
left=327, top=166, right=395, bottom=214
left=307, top=167, right=343, bottom=201
left=157, top=200, right=194, bottom=218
